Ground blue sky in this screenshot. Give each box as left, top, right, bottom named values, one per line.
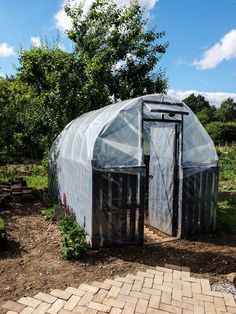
left=0, top=0, right=236, bottom=106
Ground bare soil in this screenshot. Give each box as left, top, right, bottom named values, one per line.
left=1, top=198, right=236, bottom=309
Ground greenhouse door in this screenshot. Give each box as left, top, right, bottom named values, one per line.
left=148, top=123, right=179, bottom=236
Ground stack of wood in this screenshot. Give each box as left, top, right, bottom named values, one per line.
left=0, top=179, right=32, bottom=203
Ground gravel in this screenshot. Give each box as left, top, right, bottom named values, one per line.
left=212, top=282, right=236, bottom=301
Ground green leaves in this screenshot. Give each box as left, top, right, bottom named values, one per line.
left=59, top=215, right=90, bottom=260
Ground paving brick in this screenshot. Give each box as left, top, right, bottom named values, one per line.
left=171, top=299, right=193, bottom=311
left=50, top=289, right=72, bottom=300
left=156, top=266, right=172, bottom=274
left=117, top=294, right=138, bottom=305
left=92, top=289, right=108, bottom=303
left=135, top=298, right=148, bottom=313
left=129, top=291, right=150, bottom=300
left=146, top=309, right=165, bottom=314
left=47, top=299, right=66, bottom=314
left=183, top=297, right=204, bottom=306
left=148, top=294, right=160, bottom=309
left=110, top=308, right=122, bottom=314
left=183, top=310, right=193, bottom=314
left=104, top=279, right=122, bottom=288
left=92, top=281, right=111, bottom=291
left=34, top=292, right=57, bottom=304
left=18, top=297, right=41, bottom=309
left=65, top=287, right=86, bottom=297
left=78, top=292, right=94, bottom=306
left=33, top=302, right=51, bottom=314
left=183, top=285, right=192, bottom=298
left=2, top=302, right=25, bottom=313
left=79, top=284, right=99, bottom=294
left=63, top=295, right=81, bottom=311
left=200, top=279, right=211, bottom=291
left=191, top=282, right=201, bottom=294
left=141, top=288, right=161, bottom=296
left=58, top=310, right=73, bottom=314
left=114, top=276, right=134, bottom=284
left=107, top=286, right=120, bottom=298
left=153, top=283, right=172, bottom=293
left=204, top=301, right=216, bottom=314
left=160, top=291, right=171, bottom=305
left=119, top=283, right=132, bottom=295
left=164, top=273, right=173, bottom=282
left=193, top=305, right=204, bottom=314
left=223, top=293, right=236, bottom=307
left=146, top=269, right=163, bottom=277
left=173, top=270, right=182, bottom=280
left=131, top=280, right=143, bottom=292
left=88, top=301, right=111, bottom=312
left=143, top=278, right=153, bottom=288
left=126, top=274, right=144, bottom=282
left=122, top=302, right=136, bottom=314
left=137, top=271, right=154, bottom=279
left=193, top=293, right=213, bottom=302
left=159, top=302, right=182, bottom=314
left=153, top=275, right=163, bottom=285
left=172, top=288, right=182, bottom=301
left=73, top=306, right=97, bottom=314
left=165, top=264, right=182, bottom=271
left=227, top=306, right=236, bottom=313
left=102, top=297, right=125, bottom=308
left=19, top=308, right=34, bottom=314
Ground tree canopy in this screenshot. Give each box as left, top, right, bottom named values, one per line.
left=0, top=0, right=169, bottom=162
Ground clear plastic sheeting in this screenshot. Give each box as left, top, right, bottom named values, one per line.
left=49, top=93, right=218, bottom=243
left=148, top=124, right=176, bottom=235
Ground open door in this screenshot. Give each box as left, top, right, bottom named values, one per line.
left=148, top=123, right=179, bottom=236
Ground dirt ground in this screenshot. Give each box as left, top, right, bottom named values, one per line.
left=1, top=198, right=236, bottom=309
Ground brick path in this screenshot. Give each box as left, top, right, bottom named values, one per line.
left=2, top=264, right=236, bottom=314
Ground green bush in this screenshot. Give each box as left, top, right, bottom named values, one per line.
left=205, top=122, right=236, bottom=144
left=59, top=215, right=90, bottom=260
left=42, top=207, right=56, bottom=220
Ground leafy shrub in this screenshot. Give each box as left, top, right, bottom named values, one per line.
left=59, top=215, right=90, bottom=260
left=42, top=207, right=56, bottom=220
left=205, top=122, right=236, bottom=144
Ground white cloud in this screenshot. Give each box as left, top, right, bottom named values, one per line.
left=55, top=0, right=158, bottom=31
left=168, top=89, right=236, bottom=108
left=31, top=36, right=42, bottom=48
left=193, top=29, right=236, bottom=70
left=0, top=43, right=15, bottom=57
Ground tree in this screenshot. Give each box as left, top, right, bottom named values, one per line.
left=183, top=93, right=211, bottom=114
left=216, top=98, right=236, bottom=122
left=65, top=0, right=168, bottom=110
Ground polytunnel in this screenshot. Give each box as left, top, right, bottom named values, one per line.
left=49, top=94, right=219, bottom=247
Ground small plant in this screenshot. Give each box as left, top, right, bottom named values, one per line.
left=0, top=217, right=8, bottom=251
left=41, top=204, right=60, bottom=220
left=0, top=217, right=6, bottom=237
left=59, top=215, right=90, bottom=260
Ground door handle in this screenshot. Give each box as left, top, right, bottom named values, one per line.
left=149, top=175, right=153, bottom=179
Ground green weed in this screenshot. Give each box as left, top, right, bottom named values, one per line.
left=59, top=215, right=90, bottom=260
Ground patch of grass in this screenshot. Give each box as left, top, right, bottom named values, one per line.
left=0, top=162, right=48, bottom=190
left=217, top=198, right=236, bottom=232
left=217, top=144, right=236, bottom=232
left=26, top=175, right=48, bottom=190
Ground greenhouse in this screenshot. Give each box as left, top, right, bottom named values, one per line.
left=49, top=94, right=219, bottom=247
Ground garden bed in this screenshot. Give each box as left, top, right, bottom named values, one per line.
left=0, top=197, right=236, bottom=308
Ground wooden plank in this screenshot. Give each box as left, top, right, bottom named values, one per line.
left=130, top=174, right=137, bottom=241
